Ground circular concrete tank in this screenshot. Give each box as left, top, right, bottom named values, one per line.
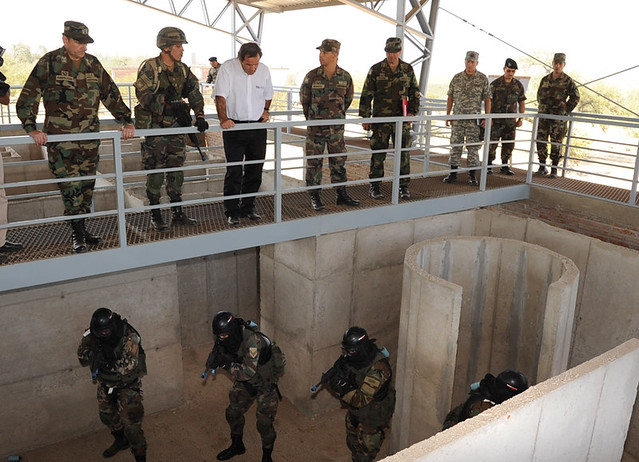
left=392, top=236, right=579, bottom=451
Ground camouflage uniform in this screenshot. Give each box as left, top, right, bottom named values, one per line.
left=359, top=59, right=420, bottom=187
left=489, top=76, right=526, bottom=164
left=134, top=56, right=204, bottom=205
left=338, top=350, right=396, bottom=462
left=77, top=320, right=147, bottom=458
left=300, top=65, right=354, bottom=189
left=536, top=72, right=580, bottom=164
left=16, top=47, right=133, bottom=216
left=224, top=328, right=284, bottom=450
left=447, top=70, right=491, bottom=167
left=442, top=393, right=494, bottom=430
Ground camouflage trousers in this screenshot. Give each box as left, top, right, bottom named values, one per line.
left=97, top=380, right=146, bottom=457
left=141, top=134, right=187, bottom=204
left=449, top=120, right=482, bottom=168
left=488, top=120, right=517, bottom=163
left=345, top=411, right=387, bottom=462
left=536, top=118, right=567, bottom=164
left=225, top=380, right=279, bottom=448
left=369, top=122, right=412, bottom=187
left=47, top=140, right=100, bottom=216
left=305, top=127, right=347, bottom=190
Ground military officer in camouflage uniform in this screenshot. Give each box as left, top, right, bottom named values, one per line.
left=324, top=327, right=396, bottom=462
left=77, top=308, right=147, bottom=461
left=359, top=37, right=420, bottom=200
left=205, top=311, right=285, bottom=462
left=444, top=51, right=492, bottom=186
left=536, top=53, right=580, bottom=178
left=16, top=21, right=135, bottom=253
left=488, top=58, right=526, bottom=175
left=442, top=370, right=528, bottom=430
left=300, top=39, right=360, bottom=211
left=134, top=27, right=208, bottom=231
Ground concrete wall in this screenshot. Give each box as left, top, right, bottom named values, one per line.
left=383, top=338, right=639, bottom=462
left=0, top=249, right=259, bottom=457
left=392, top=237, right=579, bottom=451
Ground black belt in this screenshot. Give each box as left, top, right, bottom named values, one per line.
left=231, top=119, right=261, bottom=124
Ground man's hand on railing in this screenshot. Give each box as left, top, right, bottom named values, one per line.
left=121, top=123, right=135, bottom=140
left=28, top=130, right=48, bottom=146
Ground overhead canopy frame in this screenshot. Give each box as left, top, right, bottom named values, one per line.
left=125, top=0, right=440, bottom=93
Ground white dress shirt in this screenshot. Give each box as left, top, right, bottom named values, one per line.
left=214, top=58, right=273, bottom=121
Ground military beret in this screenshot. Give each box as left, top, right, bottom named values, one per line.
left=384, top=37, right=402, bottom=53
left=317, top=39, right=340, bottom=53
left=505, top=58, right=518, bottom=69
left=63, top=21, right=94, bottom=44
left=553, top=53, right=566, bottom=63
left=465, top=50, right=479, bottom=62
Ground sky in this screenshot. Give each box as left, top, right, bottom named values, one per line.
left=3, top=0, right=638, bottom=93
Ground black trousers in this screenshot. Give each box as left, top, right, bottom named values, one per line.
left=222, top=127, right=267, bottom=217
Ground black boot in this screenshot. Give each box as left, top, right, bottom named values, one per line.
left=487, top=161, right=493, bottom=175
left=537, top=161, right=548, bottom=175
left=70, top=220, right=87, bottom=253
left=103, top=430, right=129, bottom=458
left=443, top=166, right=458, bottom=183
left=310, top=191, right=326, bottom=211
left=549, top=159, right=559, bottom=178
left=262, top=446, right=273, bottom=462
left=399, top=185, right=411, bottom=199
left=134, top=456, right=146, bottom=462
left=468, top=170, right=478, bottom=186
left=336, top=187, right=360, bottom=206
left=81, top=218, right=102, bottom=246
left=0, top=254, right=7, bottom=264
left=369, top=183, right=384, bottom=199
left=172, top=205, right=198, bottom=225
left=150, top=208, right=169, bottom=232
left=217, top=435, right=246, bottom=461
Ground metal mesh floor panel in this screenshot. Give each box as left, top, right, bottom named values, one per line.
left=3, top=166, right=635, bottom=266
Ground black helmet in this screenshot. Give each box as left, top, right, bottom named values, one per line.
left=212, top=311, right=243, bottom=353
left=90, top=308, right=123, bottom=346
left=496, top=370, right=528, bottom=398
left=342, top=326, right=376, bottom=366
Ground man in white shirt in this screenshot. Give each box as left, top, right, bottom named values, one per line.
left=214, top=42, right=273, bottom=225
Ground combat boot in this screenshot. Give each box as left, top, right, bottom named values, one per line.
left=549, top=159, right=559, bottom=179
left=217, top=435, right=246, bottom=461
left=399, top=185, right=411, bottom=199
left=310, top=191, right=326, bottom=211
left=537, top=161, right=548, bottom=175
left=468, top=170, right=478, bottom=186
left=70, top=220, right=87, bottom=253
left=336, top=187, right=360, bottom=206
left=369, top=183, right=384, bottom=200
left=262, top=446, right=273, bottom=462
left=134, top=456, right=146, bottom=462
left=103, top=430, right=129, bottom=458
left=150, top=208, right=169, bottom=232
left=172, top=205, right=198, bottom=225
left=442, top=166, right=458, bottom=184
left=81, top=218, right=102, bottom=246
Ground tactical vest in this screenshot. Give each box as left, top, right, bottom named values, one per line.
left=346, top=350, right=396, bottom=428
left=97, top=321, right=147, bottom=388
left=244, top=326, right=285, bottom=390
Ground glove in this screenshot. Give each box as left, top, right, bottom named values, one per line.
left=165, top=85, right=179, bottom=104
left=328, top=368, right=355, bottom=396
left=195, top=117, right=209, bottom=132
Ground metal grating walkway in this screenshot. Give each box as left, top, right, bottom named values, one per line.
left=2, top=163, right=637, bottom=266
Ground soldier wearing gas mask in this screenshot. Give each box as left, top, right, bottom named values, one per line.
left=324, top=327, right=396, bottom=462
left=77, top=308, right=147, bottom=461
left=204, top=311, right=285, bottom=462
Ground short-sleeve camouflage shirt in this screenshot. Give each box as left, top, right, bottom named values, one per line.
left=447, top=70, right=491, bottom=115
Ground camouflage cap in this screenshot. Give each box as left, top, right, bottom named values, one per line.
left=465, top=50, right=479, bottom=62
left=504, top=58, right=518, bottom=69
left=63, top=21, right=94, bottom=44
left=384, top=37, right=402, bottom=53
left=317, top=39, right=340, bottom=53
left=553, top=53, right=566, bottom=63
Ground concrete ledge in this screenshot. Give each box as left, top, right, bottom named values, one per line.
left=383, top=338, right=639, bottom=461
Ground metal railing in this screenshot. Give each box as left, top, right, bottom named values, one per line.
left=2, top=96, right=639, bottom=291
